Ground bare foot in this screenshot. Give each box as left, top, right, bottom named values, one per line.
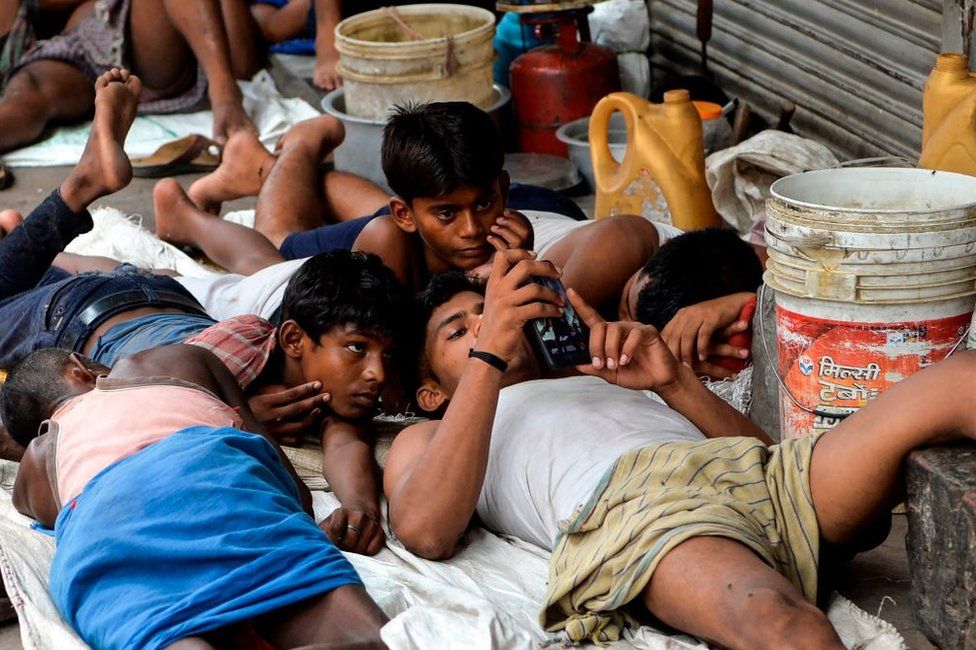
left=0, top=209, right=23, bottom=239
left=188, top=130, right=275, bottom=214
left=275, top=115, right=344, bottom=158
left=60, top=68, right=142, bottom=211
left=154, top=178, right=216, bottom=247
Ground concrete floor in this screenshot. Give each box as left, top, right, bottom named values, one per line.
left=0, top=163, right=939, bottom=648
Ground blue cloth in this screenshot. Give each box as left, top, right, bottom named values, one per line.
left=279, top=213, right=379, bottom=260
left=50, top=426, right=362, bottom=650
left=88, top=312, right=216, bottom=366
left=278, top=182, right=587, bottom=261
left=0, top=190, right=209, bottom=368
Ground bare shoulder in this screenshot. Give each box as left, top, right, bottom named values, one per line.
left=354, top=215, right=420, bottom=287
left=354, top=215, right=413, bottom=253
left=13, top=434, right=58, bottom=526
left=109, top=344, right=220, bottom=388
left=383, top=420, right=439, bottom=494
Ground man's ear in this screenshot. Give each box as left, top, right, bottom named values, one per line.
left=416, top=379, right=448, bottom=413
left=278, top=320, right=307, bottom=360
left=389, top=197, right=417, bottom=233
left=66, top=353, right=99, bottom=388
left=498, top=170, right=511, bottom=206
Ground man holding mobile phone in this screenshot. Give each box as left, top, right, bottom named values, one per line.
left=384, top=248, right=976, bottom=648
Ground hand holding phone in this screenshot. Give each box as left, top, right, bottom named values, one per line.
left=527, top=277, right=591, bottom=369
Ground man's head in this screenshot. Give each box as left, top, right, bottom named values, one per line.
left=278, top=251, right=413, bottom=419
left=383, top=102, right=509, bottom=273
left=629, top=227, right=763, bottom=329
left=411, top=272, right=540, bottom=413
left=0, top=349, right=108, bottom=447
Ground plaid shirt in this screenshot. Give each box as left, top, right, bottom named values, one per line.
left=184, top=315, right=276, bottom=390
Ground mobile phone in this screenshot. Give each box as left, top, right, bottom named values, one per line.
left=527, top=277, right=591, bottom=369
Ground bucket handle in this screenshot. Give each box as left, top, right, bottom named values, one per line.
left=764, top=226, right=833, bottom=249
left=763, top=226, right=832, bottom=262
left=833, top=156, right=915, bottom=169
left=756, top=284, right=970, bottom=423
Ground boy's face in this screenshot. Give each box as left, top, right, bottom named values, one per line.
left=392, top=177, right=509, bottom=273
left=416, top=291, right=539, bottom=412
left=292, top=322, right=393, bottom=420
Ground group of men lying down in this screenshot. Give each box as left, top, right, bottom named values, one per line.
left=0, top=69, right=968, bottom=650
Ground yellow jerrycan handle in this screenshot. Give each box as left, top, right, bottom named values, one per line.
left=590, top=92, right=642, bottom=199
left=590, top=91, right=722, bottom=229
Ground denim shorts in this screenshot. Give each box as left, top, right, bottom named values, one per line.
left=88, top=312, right=216, bottom=367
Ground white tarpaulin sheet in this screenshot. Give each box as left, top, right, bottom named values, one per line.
left=0, top=473, right=906, bottom=650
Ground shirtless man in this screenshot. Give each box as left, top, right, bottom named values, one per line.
left=4, top=344, right=387, bottom=649
left=0, top=0, right=257, bottom=154
left=383, top=251, right=976, bottom=648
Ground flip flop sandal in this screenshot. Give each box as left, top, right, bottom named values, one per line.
left=0, top=161, right=12, bottom=191
left=130, top=134, right=222, bottom=178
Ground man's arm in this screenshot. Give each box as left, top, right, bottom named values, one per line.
left=544, top=216, right=661, bottom=317
left=568, top=289, right=773, bottom=445
left=383, top=362, right=506, bottom=559
left=12, top=435, right=59, bottom=529
left=319, top=417, right=385, bottom=555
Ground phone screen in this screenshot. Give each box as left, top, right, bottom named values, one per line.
left=528, top=277, right=591, bottom=369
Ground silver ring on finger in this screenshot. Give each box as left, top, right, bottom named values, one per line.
left=346, top=524, right=363, bottom=535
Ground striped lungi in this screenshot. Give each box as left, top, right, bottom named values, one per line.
left=542, top=434, right=822, bottom=645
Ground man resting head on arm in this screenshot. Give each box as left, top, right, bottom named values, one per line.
left=2, top=344, right=387, bottom=649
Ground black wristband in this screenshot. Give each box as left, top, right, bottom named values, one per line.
left=468, top=349, right=508, bottom=373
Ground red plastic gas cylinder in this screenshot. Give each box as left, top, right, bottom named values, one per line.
left=509, top=13, right=620, bottom=156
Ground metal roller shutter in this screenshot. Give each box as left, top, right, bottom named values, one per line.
left=649, top=0, right=943, bottom=159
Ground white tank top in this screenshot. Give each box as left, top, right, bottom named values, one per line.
left=475, top=376, right=703, bottom=549
left=176, top=258, right=307, bottom=321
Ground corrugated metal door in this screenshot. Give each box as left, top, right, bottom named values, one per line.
left=649, top=0, right=943, bottom=159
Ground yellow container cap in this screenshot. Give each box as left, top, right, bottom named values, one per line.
left=693, top=101, right=724, bottom=120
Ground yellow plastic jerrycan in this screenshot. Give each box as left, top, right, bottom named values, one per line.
left=590, top=90, right=722, bottom=230
left=919, top=53, right=976, bottom=176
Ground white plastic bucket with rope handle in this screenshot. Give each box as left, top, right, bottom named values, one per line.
left=764, top=167, right=976, bottom=438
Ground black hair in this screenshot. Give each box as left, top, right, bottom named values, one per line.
left=382, top=102, right=504, bottom=203
left=0, top=349, right=106, bottom=447
left=635, top=227, right=763, bottom=330
left=280, top=251, right=414, bottom=352
left=410, top=272, right=485, bottom=396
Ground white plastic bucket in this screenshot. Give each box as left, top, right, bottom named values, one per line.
left=335, top=4, right=496, bottom=120
left=764, top=167, right=976, bottom=437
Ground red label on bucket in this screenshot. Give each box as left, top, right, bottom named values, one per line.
left=775, top=306, right=970, bottom=437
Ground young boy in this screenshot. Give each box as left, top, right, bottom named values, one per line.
left=3, top=345, right=387, bottom=649
left=153, top=102, right=585, bottom=290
